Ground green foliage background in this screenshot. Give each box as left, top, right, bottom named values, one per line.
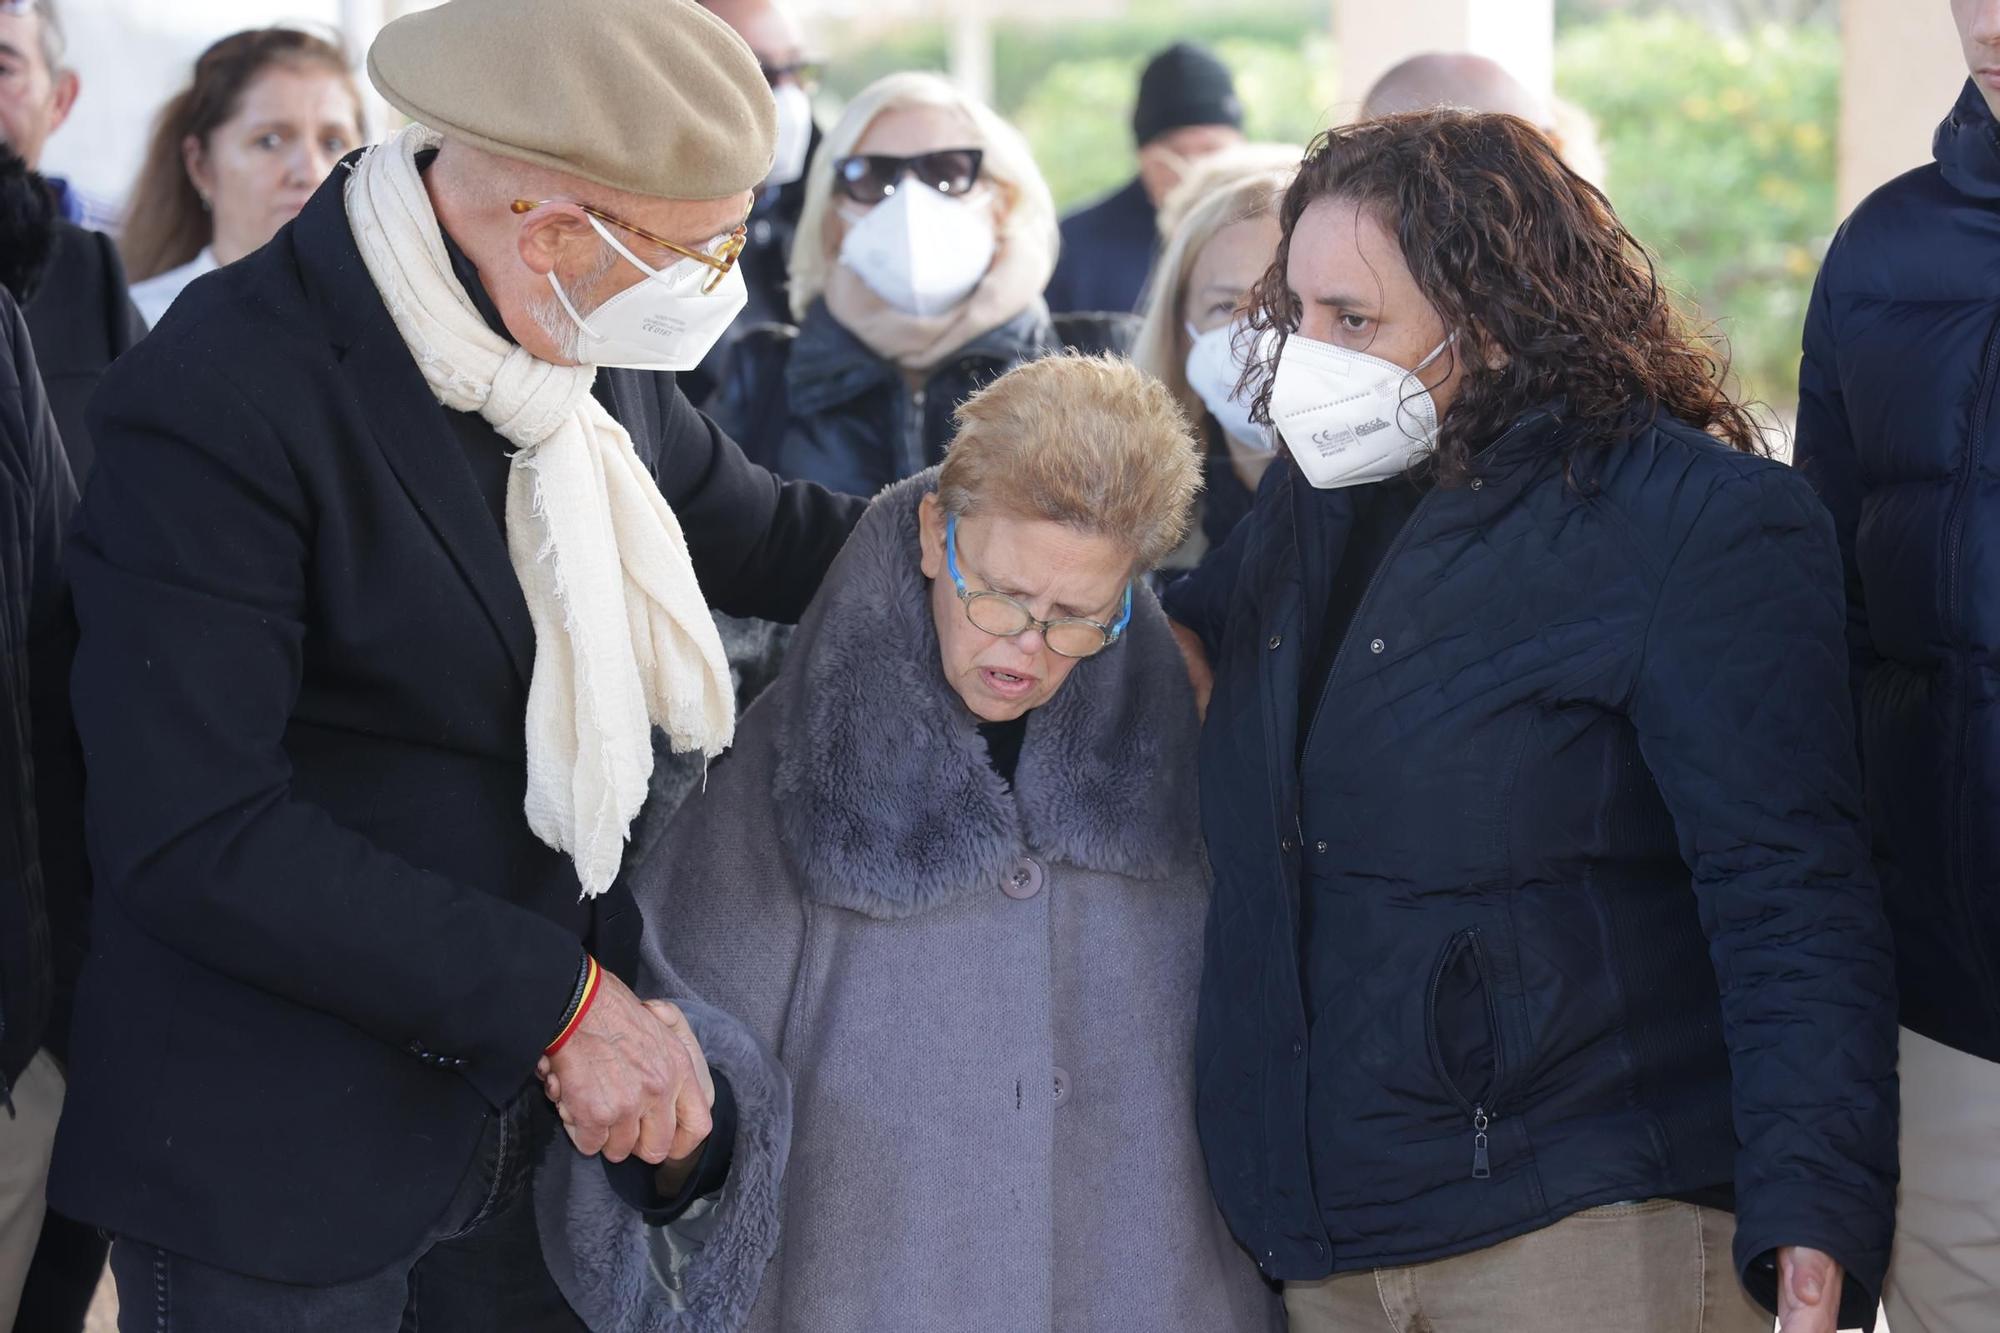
left=819, top=5, right=1846, bottom=410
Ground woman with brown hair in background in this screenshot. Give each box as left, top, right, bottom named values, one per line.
left=124, top=27, right=364, bottom=327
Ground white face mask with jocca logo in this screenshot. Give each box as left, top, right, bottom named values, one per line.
left=1268, top=331, right=1455, bottom=488
left=546, top=213, right=749, bottom=372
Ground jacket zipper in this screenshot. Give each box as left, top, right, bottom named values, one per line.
left=1300, top=413, right=1545, bottom=759
left=1943, top=314, right=2000, bottom=1023
left=1423, top=928, right=1507, bottom=1180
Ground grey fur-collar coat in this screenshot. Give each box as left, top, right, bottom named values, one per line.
left=551, top=472, right=1280, bottom=1331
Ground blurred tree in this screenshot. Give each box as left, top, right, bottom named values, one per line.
left=1557, top=12, right=1838, bottom=409
left=1557, top=0, right=1836, bottom=27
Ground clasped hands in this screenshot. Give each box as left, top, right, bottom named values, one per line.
left=536, top=969, right=715, bottom=1195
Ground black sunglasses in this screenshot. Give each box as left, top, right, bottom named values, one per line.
left=830, top=149, right=985, bottom=206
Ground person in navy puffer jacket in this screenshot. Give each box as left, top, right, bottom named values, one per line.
left=1792, top=13, right=2000, bottom=1328
left=1167, top=110, right=1898, bottom=1333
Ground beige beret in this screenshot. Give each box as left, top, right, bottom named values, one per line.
left=368, top=0, right=777, bottom=201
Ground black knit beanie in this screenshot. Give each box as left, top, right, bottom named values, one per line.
left=1132, top=42, right=1243, bottom=146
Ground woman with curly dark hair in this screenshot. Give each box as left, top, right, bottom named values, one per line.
left=1165, top=110, right=1897, bottom=1333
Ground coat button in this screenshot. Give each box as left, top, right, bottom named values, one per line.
left=1470, top=478, right=1484, bottom=491
left=1051, top=1067, right=1071, bottom=1108
left=1280, top=838, right=1297, bottom=854
left=1003, top=856, right=1044, bottom=900
left=1268, top=634, right=1283, bottom=650
left=1291, top=1040, right=1305, bottom=1058
left=1370, top=638, right=1385, bottom=654
left=1315, top=840, right=1328, bottom=854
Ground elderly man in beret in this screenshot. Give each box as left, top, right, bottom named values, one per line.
left=44, top=0, right=861, bottom=1326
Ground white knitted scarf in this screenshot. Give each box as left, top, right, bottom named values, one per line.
left=345, top=125, right=735, bottom=898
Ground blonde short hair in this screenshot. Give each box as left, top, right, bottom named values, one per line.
left=789, top=71, right=1058, bottom=321
left=937, top=355, right=1202, bottom=571
left=1132, top=148, right=1297, bottom=430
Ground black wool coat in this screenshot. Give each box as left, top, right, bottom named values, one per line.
left=47, top=164, right=863, bottom=1284
left=22, top=220, right=145, bottom=484
left=0, top=286, right=83, bottom=1093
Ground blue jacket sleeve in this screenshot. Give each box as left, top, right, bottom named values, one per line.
left=1790, top=257, right=1875, bottom=737
left=1629, top=466, right=1898, bottom=1326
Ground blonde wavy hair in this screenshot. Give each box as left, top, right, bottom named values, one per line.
left=938, top=355, right=1202, bottom=572
left=788, top=71, right=1057, bottom=322
left=1131, top=146, right=1298, bottom=430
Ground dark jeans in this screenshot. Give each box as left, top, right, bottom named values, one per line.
left=109, top=1092, right=586, bottom=1333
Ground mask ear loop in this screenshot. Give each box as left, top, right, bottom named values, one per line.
left=547, top=269, right=601, bottom=342
left=1395, top=330, right=1461, bottom=441
left=545, top=211, right=706, bottom=343
left=582, top=212, right=682, bottom=287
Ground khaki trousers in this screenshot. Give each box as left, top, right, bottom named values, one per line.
left=1883, top=1026, right=2000, bottom=1333
left=0, top=1049, right=64, bottom=1328
left=1286, top=1200, right=1774, bottom=1332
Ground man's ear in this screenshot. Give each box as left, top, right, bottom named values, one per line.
left=917, top=493, right=946, bottom=580
left=47, top=69, right=78, bottom=137
left=513, top=203, right=592, bottom=278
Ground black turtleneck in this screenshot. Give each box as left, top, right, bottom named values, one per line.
left=978, top=714, right=1029, bottom=788
left=435, top=214, right=522, bottom=535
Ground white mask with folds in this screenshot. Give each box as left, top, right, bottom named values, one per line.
left=1184, top=318, right=1272, bottom=453
left=1269, top=332, right=1456, bottom=489
left=838, top=184, right=997, bottom=318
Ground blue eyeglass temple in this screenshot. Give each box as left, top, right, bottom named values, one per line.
left=945, top=514, right=1133, bottom=641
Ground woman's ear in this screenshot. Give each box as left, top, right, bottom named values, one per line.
left=917, top=494, right=946, bottom=580
left=181, top=134, right=212, bottom=204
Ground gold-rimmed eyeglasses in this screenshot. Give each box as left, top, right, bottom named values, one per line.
left=509, top=198, right=748, bottom=295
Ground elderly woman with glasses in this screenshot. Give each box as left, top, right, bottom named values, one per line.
left=704, top=71, right=1133, bottom=496
left=567, top=355, right=1282, bottom=1332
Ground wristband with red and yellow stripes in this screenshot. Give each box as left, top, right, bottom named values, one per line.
left=545, top=954, right=602, bottom=1057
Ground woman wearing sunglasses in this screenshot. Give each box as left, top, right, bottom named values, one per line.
left=705, top=71, right=1132, bottom=497
left=617, top=356, right=1281, bottom=1331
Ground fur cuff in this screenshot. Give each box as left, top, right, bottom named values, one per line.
left=536, top=998, right=792, bottom=1332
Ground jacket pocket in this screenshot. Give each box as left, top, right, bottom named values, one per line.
left=1424, top=927, right=1507, bottom=1179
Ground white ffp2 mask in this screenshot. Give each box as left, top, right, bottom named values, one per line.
left=547, top=213, right=748, bottom=372
left=1184, top=319, right=1272, bottom=454
left=768, top=83, right=814, bottom=188
left=838, top=184, right=996, bottom=317
left=1268, top=332, right=1455, bottom=488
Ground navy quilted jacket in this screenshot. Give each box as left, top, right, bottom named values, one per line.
left=1166, top=407, right=1898, bottom=1327
left=1794, top=80, right=2000, bottom=1066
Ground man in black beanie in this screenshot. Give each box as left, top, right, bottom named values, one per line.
left=1045, top=40, right=1243, bottom=315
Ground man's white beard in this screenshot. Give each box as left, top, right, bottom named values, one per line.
left=527, top=244, right=619, bottom=365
